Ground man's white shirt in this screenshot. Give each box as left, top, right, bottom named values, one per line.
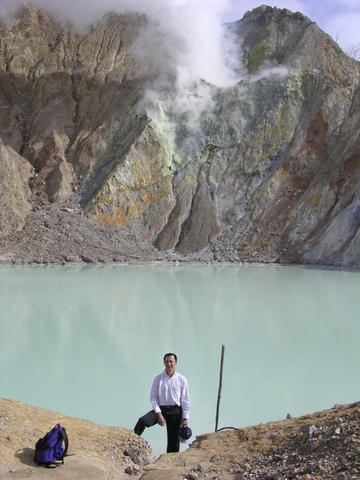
left=150, top=370, right=190, bottom=419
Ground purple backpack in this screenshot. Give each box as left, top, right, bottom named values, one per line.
left=34, top=424, right=69, bottom=467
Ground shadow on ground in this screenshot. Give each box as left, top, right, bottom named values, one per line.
left=15, top=449, right=37, bottom=467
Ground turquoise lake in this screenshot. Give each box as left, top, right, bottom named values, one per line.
left=0, top=264, right=359, bottom=455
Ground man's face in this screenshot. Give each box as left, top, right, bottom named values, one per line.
left=164, top=355, right=176, bottom=376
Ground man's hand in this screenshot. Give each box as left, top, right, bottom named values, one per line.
left=157, top=412, right=165, bottom=426
left=181, top=418, right=188, bottom=427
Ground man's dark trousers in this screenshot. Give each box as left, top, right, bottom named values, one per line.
left=161, top=405, right=182, bottom=453
left=134, top=405, right=182, bottom=453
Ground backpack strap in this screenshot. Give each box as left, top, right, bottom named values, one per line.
left=59, top=426, right=69, bottom=460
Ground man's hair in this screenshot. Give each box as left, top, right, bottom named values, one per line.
left=163, top=352, right=177, bottom=362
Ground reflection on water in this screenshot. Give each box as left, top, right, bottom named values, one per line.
left=0, top=264, right=359, bottom=455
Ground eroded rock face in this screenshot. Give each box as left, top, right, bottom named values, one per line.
left=197, top=6, right=360, bottom=266
left=0, top=2, right=145, bottom=211
left=0, top=3, right=360, bottom=266
left=84, top=123, right=176, bottom=241
left=0, top=140, right=34, bottom=237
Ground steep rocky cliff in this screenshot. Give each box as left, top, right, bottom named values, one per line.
left=0, top=3, right=359, bottom=266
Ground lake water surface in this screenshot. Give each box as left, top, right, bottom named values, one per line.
left=0, top=264, right=359, bottom=455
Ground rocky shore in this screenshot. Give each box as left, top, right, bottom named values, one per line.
left=1, top=398, right=359, bottom=479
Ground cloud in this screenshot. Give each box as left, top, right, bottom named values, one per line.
left=317, top=0, right=360, bottom=48
left=324, top=12, right=360, bottom=49
left=335, top=0, right=360, bottom=7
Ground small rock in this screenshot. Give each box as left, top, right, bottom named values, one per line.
left=210, top=455, right=221, bottom=462
left=125, top=466, right=133, bottom=475
left=186, top=473, right=199, bottom=479
left=272, top=454, right=282, bottom=462
left=299, top=466, right=313, bottom=475
left=80, top=255, right=95, bottom=263
left=310, top=440, right=320, bottom=451
left=124, top=445, right=140, bottom=464
left=297, top=432, right=305, bottom=442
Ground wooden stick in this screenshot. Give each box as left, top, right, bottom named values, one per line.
left=215, top=344, right=225, bottom=432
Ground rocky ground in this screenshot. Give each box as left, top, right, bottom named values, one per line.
left=0, top=196, right=231, bottom=265
left=1, top=398, right=359, bottom=479
left=142, top=401, right=360, bottom=480
left=0, top=398, right=153, bottom=479
left=0, top=198, right=161, bottom=265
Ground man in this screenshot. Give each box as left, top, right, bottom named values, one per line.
left=134, top=352, right=190, bottom=453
